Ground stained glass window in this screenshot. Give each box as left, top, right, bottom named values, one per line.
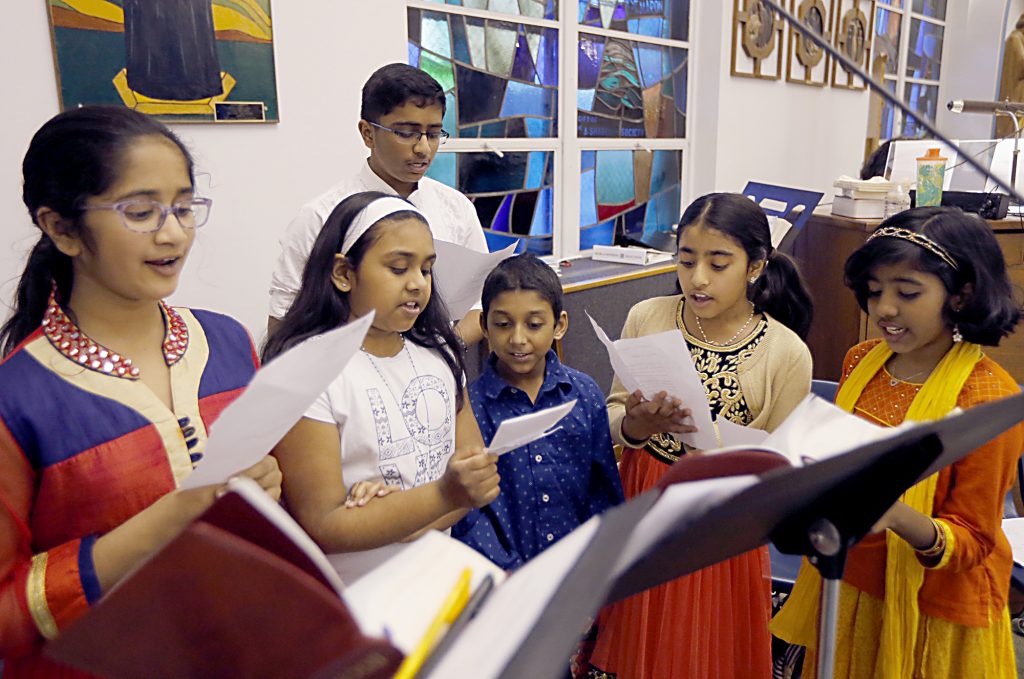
left=910, top=0, right=945, bottom=20
left=426, top=151, right=555, bottom=254
left=905, top=18, right=942, bottom=80
left=872, top=7, right=901, bottom=77
left=421, top=0, right=559, bottom=21
left=902, top=83, right=938, bottom=138
left=578, top=0, right=689, bottom=42
left=879, top=78, right=898, bottom=141
left=408, top=8, right=559, bottom=138
left=577, top=34, right=687, bottom=138
left=579, top=149, right=680, bottom=250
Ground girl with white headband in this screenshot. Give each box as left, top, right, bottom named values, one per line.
left=263, top=191, right=499, bottom=576
left=772, top=206, right=1023, bottom=678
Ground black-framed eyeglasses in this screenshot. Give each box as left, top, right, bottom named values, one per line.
left=366, top=121, right=449, bottom=145
left=81, top=197, right=213, bottom=234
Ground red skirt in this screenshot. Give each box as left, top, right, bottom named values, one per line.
left=588, top=448, right=773, bottom=679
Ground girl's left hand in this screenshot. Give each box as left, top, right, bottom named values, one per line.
left=345, top=480, right=402, bottom=507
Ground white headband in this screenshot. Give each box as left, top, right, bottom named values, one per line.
left=340, top=196, right=428, bottom=255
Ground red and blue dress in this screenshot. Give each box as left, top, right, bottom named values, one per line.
left=0, top=293, right=257, bottom=678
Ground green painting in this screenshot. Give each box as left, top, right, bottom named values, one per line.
left=47, top=0, right=279, bottom=122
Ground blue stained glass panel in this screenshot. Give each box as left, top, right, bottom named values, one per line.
left=501, top=80, right=554, bottom=118
left=409, top=9, right=558, bottom=138
left=429, top=151, right=555, bottom=255
left=906, top=18, right=943, bottom=80
left=578, top=0, right=689, bottom=41
left=421, top=0, right=558, bottom=20
left=578, top=34, right=687, bottom=138
left=581, top=149, right=682, bottom=251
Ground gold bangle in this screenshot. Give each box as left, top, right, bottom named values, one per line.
left=916, top=518, right=946, bottom=558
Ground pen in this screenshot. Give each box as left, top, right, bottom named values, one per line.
left=392, top=568, right=472, bottom=679
left=415, top=573, right=496, bottom=677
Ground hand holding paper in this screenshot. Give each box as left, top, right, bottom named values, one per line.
left=487, top=399, right=577, bottom=456
left=588, top=314, right=718, bottom=450
left=433, top=240, right=519, bottom=321
left=183, top=313, right=375, bottom=489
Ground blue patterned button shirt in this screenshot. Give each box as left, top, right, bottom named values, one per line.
left=452, top=351, right=624, bottom=570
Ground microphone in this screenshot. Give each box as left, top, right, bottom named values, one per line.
left=947, top=99, right=1024, bottom=115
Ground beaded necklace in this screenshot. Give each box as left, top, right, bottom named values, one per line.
left=362, top=334, right=431, bottom=438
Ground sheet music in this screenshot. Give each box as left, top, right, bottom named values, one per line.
left=182, top=313, right=374, bottom=489
left=716, top=417, right=770, bottom=448
left=433, top=240, right=518, bottom=321
left=487, top=399, right=577, bottom=456
left=588, top=314, right=718, bottom=450
left=422, top=517, right=600, bottom=678
left=342, top=531, right=506, bottom=654
left=612, top=475, right=760, bottom=580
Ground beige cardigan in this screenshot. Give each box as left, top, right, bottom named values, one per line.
left=607, top=294, right=813, bottom=446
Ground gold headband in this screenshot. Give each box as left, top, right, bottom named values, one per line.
left=866, top=226, right=959, bottom=271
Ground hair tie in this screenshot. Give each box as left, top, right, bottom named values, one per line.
left=340, top=196, right=428, bottom=255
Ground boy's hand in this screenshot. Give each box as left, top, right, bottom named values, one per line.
left=442, top=446, right=500, bottom=509
left=345, top=480, right=402, bottom=508
left=621, top=390, right=698, bottom=442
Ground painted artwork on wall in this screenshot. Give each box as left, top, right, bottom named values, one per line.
left=46, top=0, right=279, bottom=122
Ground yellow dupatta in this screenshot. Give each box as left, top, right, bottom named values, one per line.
left=769, top=340, right=982, bottom=676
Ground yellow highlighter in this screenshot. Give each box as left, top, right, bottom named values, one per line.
left=392, top=567, right=472, bottom=679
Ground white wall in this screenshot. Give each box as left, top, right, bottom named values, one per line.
left=936, top=0, right=1012, bottom=140
left=0, top=1, right=406, bottom=341
left=690, top=1, right=870, bottom=198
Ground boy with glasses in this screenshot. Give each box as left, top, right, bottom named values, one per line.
left=268, top=63, right=488, bottom=342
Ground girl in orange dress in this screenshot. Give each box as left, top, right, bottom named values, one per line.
left=586, top=193, right=814, bottom=679
left=771, top=207, right=1023, bottom=678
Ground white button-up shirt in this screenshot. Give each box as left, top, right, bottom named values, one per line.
left=268, top=160, right=488, bottom=319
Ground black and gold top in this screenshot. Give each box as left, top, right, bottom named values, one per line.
left=641, top=299, right=768, bottom=465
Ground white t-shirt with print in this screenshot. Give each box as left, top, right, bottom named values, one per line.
left=305, top=340, right=457, bottom=493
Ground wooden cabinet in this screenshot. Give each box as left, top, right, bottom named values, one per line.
left=790, top=212, right=1024, bottom=383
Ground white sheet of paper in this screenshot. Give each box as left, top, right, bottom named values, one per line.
left=1002, top=518, right=1024, bottom=566
left=756, top=394, right=916, bottom=466
left=766, top=215, right=794, bottom=249
left=612, top=475, right=760, bottom=580
left=433, top=240, right=518, bottom=321
left=588, top=314, right=717, bottom=450
left=422, top=517, right=600, bottom=679
left=715, top=417, right=771, bottom=448
left=342, top=531, right=506, bottom=654
left=487, top=399, right=577, bottom=456
left=182, top=313, right=374, bottom=489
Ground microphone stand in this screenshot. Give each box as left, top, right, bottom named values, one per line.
left=758, top=0, right=1024, bottom=209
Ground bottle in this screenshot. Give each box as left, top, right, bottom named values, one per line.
left=883, top=182, right=911, bottom=218
left=915, top=147, right=947, bottom=207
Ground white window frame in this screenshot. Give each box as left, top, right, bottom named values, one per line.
left=407, top=0, right=692, bottom=259
left=871, top=1, right=947, bottom=139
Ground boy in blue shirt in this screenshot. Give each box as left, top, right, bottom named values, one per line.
left=452, top=254, right=623, bottom=570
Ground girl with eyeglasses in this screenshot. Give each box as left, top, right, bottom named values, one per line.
left=0, top=106, right=281, bottom=677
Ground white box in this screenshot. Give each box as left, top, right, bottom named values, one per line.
left=832, top=195, right=885, bottom=219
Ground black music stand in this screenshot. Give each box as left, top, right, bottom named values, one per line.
left=606, top=391, right=1024, bottom=679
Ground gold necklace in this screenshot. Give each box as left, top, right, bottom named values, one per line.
left=886, top=361, right=930, bottom=386
left=693, top=304, right=755, bottom=347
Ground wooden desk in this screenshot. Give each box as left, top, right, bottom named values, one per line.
left=790, top=212, right=1024, bottom=382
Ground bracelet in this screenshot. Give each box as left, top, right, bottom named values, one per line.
left=916, top=518, right=947, bottom=559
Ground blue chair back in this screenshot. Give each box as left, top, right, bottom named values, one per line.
left=741, top=182, right=824, bottom=254
left=811, top=379, right=839, bottom=402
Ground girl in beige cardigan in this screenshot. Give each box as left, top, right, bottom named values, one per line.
left=586, top=192, right=813, bottom=679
